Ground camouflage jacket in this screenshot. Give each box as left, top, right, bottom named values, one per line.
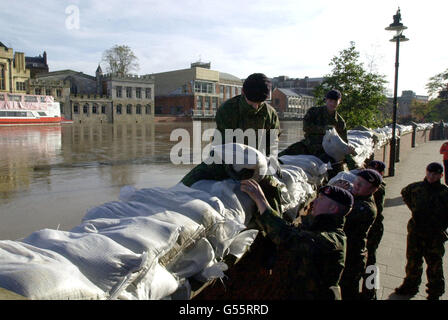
left=343, top=194, right=377, bottom=263
left=373, top=181, right=386, bottom=221
left=255, top=208, right=346, bottom=300
left=303, top=106, right=348, bottom=155
left=401, top=179, right=448, bottom=234
left=215, top=95, right=280, bottom=156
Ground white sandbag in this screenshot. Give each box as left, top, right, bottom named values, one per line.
left=191, top=179, right=256, bottom=226
left=71, top=216, right=181, bottom=256
left=207, top=143, right=268, bottom=181
left=322, top=128, right=352, bottom=162
left=165, top=238, right=215, bottom=279
left=119, top=259, right=179, bottom=300
left=278, top=165, right=315, bottom=220
left=0, top=240, right=105, bottom=300
left=227, top=229, right=259, bottom=259
left=194, top=261, right=228, bottom=283
left=278, top=154, right=331, bottom=186
left=21, top=229, right=147, bottom=297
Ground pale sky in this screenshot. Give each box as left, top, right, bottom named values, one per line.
left=1, top=0, right=446, bottom=96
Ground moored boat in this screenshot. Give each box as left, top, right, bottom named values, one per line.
left=0, top=92, right=70, bottom=125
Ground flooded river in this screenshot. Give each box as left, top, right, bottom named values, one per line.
left=0, top=121, right=303, bottom=240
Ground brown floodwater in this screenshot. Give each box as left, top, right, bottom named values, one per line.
left=0, top=121, right=303, bottom=240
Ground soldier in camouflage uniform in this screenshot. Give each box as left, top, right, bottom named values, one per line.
left=395, top=162, right=448, bottom=300
left=339, top=169, right=382, bottom=300
left=361, top=160, right=387, bottom=300
left=278, top=89, right=357, bottom=176
left=239, top=180, right=353, bottom=300
left=181, top=73, right=280, bottom=188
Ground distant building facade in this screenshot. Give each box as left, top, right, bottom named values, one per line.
left=0, top=41, right=30, bottom=94
left=272, top=88, right=315, bottom=119
left=28, top=67, right=155, bottom=123
left=271, top=75, right=324, bottom=96
left=25, top=51, right=49, bottom=78
left=392, top=90, right=429, bottom=119
left=153, top=62, right=243, bottom=117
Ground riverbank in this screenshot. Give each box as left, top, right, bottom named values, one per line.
left=376, top=139, right=448, bottom=300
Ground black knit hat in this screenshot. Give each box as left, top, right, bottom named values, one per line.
left=243, top=73, right=271, bottom=103
left=367, top=160, right=386, bottom=174
left=326, top=89, right=342, bottom=100
left=356, top=169, right=383, bottom=187
left=319, top=185, right=354, bottom=209
left=426, top=162, right=443, bottom=174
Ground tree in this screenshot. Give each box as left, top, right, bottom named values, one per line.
left=101, top=45, right=139, bottom=75
left=426, top=68, right=448, bottom=99
left=409, top=99, right=433, bottom=122
left=313, top=42, right=388, bottom=129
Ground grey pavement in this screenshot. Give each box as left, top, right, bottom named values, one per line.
left=375, top=140, right=447, bottom=300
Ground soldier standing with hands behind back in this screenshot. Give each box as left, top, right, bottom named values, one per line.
left=395, top=162, right=448, bottom=300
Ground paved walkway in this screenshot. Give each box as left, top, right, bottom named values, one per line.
left=376, top=140, right=447, bottom=300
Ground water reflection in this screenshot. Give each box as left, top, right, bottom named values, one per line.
left=0, top=121, right=302, bottom=240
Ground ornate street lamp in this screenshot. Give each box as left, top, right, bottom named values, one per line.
left=386, top=8, right=409, bottom=177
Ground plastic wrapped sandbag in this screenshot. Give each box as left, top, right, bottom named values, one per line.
left=21, top=229, right=147, bottom=297
left=71, top=216, right=181, bottom=256
left=278, top=154, right=331, bottom=186
left=0, top=240, right=105, bottom=300
left=207, top=143, right=268, bottom=181
left=322, top=128, right=352, bottom=162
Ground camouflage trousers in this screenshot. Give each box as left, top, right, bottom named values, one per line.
left=401, top=219, right=446, bottom=297
left=361, top=215, right=384, bottom=299
left=339, top=252, right=367, bottom=300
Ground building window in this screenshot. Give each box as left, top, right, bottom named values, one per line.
left=116, top=86, right=122, bottom=98
left=145, top=88, right=152, bottom=99
left=56, top=89, right=62, bottom=97
left=212, top=97, right=218, bottom=110
left=83, top=104, right=89, bottom=114
left=92, top=104, right=98, bottom=114
left=0, top=64, right=5, bottom=90
left=136, top=87, right=141, bottom=99
left=16, top=82, right=26, bottom=91
left=46, top=89, right=52, bottom=96
left=194, top=81, right=214, bottom=94
left=226, top=86, right=230, bottom=97
left=126, top=87, right=132, bottom=98
left=219, top=85, right=224, bottom=99
left=136, top=104, right=142, bottom=114
left=145, top=104, right=151, bottom=114
left=116, top=104, right=122, bottom=114
left=196, top=95, right=202, bottom=108
left=74, top=104, right=79, bottom=114
left=126, top=104, right=132, bottom=114
left=204, top=96, right=210, bottom=110
left=35, top=88, right=42, bottom=95
left=101, top=105, right=106, bottom=114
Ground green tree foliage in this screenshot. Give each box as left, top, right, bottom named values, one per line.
left=101, top=45, right=139, bottom=76
left=314, top=42, right=388, bottom=129
left=426, top=68, right=448, bottom=99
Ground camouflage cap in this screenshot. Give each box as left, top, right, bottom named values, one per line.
left=356, top=169, right=383, bottom=187
left=319, top=185, right=354, bottom=209
left=426, top=162, right=443, bottom=174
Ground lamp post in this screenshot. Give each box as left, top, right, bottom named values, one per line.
left=386, top=8, right=409, bottom=177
